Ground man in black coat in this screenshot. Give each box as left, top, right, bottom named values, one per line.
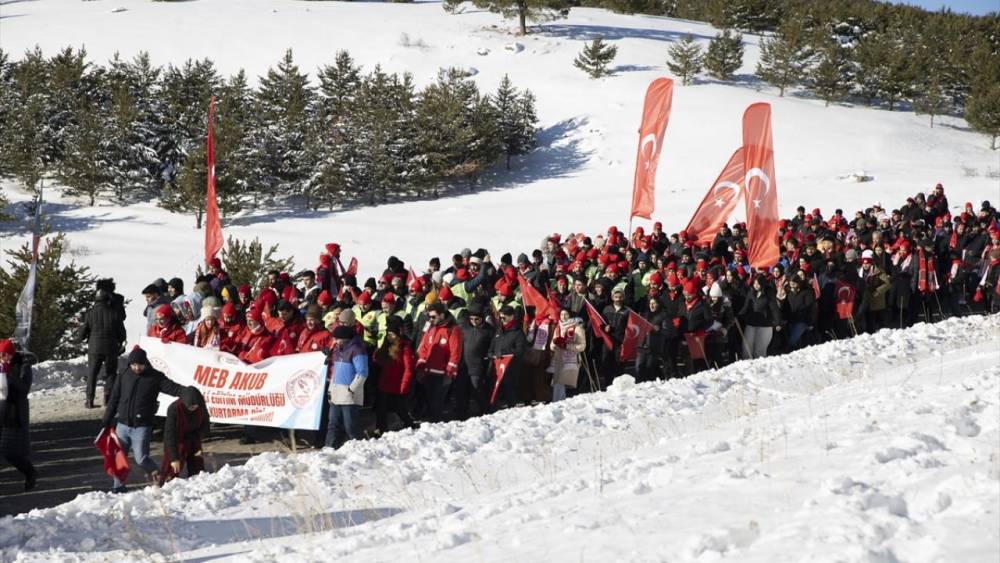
left=78, top=288, right=127, bottom=408
left=101, top=346, right=184, bottom=492
left=455, top=301, right=495, bottom=418
left=489, top=306, right=528, bottom=409
left=0, top=339, right=36, bottom=491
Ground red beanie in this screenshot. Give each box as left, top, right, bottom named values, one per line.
left=666, top=273, right=680, bottom=286
left=439, top=284, right=454, bottom=302
left=317, top=290, right=332, bottom=307
left=246, top=307, right=263, bottom=324
left=682, top=280, right=700, bottom=295
left=356, top=292, right=372, bottom=305
left=326, top=243, right=341, bottom=256
left=382, top=292, right=396, bottom=304
left=238, top=284, right=252, bottom=297
left=0, top=339, right=15, bottom=356
left=155, top=304, right=173, bottom=318
left=209, top=257, right=222, bottom=269
left=319, top=254, right=331, bottom=268
left=222, top=303, right=238, bottom=318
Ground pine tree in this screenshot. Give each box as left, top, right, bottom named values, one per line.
left=309, top=51, right=363, bottom=210
left=254, top=49, right=316, bottom=205
left=162, top=141, right=209, bottom=227
left=853, top=31, right=890, bottom=106
left=0, top=233, right=95, bottom=362
left=913, top=76, right=950, bottom=128
left=965, top=85, right=1000, bottom=150
left=666, top=33, right=704, bottom=86
left=218, top=236, right=295, bottom=289
left=1, top=48, right=50, bottom=192
left=159, top=58, right=222, bottom=192
left=443, top=0, right=571, bottom=35
left=879, top=28, right=916, bottom=112
left=214, top=70, right=255, bottom=216
left=493, top=75, right=538, bottom=170
left=574, top=37, right=618, bottom=79
left=55, top=99, right=113, bottom=205
left=755, top=16, right=813, bottom=96
left=704, top=29, right=744, bottom=80
left=46, top=47, right=100, bottom=169
left=809, top=40, right=852, bottom=106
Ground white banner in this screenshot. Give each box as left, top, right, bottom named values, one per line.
left=139, top=336, right=328, bottom=430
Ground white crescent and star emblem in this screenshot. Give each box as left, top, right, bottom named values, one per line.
left=640, top=133, right=657, bottom=170
left=712, top=180, right=740, bottom=208
left=745, top=167, right=771, bottom=210
left=628, top=325, right=640, bottom=338
left=837, top=286, right=852, bottom=301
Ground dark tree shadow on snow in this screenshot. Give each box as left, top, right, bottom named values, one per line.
left=0, top=200, right=141, bottom=236
left=612, top=64, right=659, bottom=74
left=539, top=23, right=713, bottom=43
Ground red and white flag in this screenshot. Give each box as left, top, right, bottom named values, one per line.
left=630, top=78, right=674, bottom=220
left=14, top=189, right=44, bottom=349
left=490, top=355, right=514, bottom=405
left=517, top=273, right=551, bottom=321
left=204, top=96, right=224, bottom=264
left=835, top=280, right=856, bottom=320
left=346, top=257, right=358, bottom=277
left=619, top=309, right=655, bottom=362
left=742, top=103, right=780, bottom=268
left=583, top=299, right=614, bottom=350
left=685, top=148, right=744, bottom=245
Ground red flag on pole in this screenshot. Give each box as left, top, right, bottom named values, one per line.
left=630, top=78, right=674, bottom=220
left=517, top=273, right=551, bottom=321
left=95, top=427, right=131, bottom=484
left=685, top=148, right=745, bottom=245
left=619, top=309, right=655, bottom=362
left=346, top=257, right=358, bottom=277
left=204, top=96, right=224, bottom=264
left=583, top=299, right=614, bottom=350
left=742, top=103, right=780, bottom=268
left=811, top=274, right=821, bottom=299
left=835, top=280, right=856, bottom=319
left=490, top=355, right=514, bottom=405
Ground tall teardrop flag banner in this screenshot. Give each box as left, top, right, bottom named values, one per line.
left=204, top=96, right=224, bottom=265
left=630, top=78, right=674, bottom=221
left=742, top=103, right=780, bottom=268
left=684, top=148, right=745, bottom=245
left=14, top=188, right=43, bottom=350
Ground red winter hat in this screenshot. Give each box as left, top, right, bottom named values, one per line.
left=666, top=273, right=680, bottom=286
left=696, top=259, right=707, bottom=269
left=317, top=290, right=332, bottom=307
left=899, top=239, right=912, bottom=251
left=281, top=285, right=297, bottom=303
left=209, top=257, right=222, bottom=269
left=605, top=263, right=619, bottom=274
left=259, top=289, right=277, bottom=306
left=246, top=307, right=263, bottom=324
left=608, top=226, right=618, bottom=235
left=439, top=284, right=454, bottom=302
left=155, top=304, right=173, bottom=318
left=575, top=251, right=588, bottom=263
left=455, top=268, right=469, bottom=282
left=0, top=339, right=15, bottom=356
left=682, top=280, right=700, bottom=295
left=496, top=279, right=514, bottom=298
left=222, top=302, right=238, bottom=318
left=319, top=254, right=332, bottom=268
left=409, top=278, right=424, bottom=293
left=325, top=243, right=341, bottom=256
left=654, top=221, right=662, bottom=230
left=382, top=292, right=396, bottom=304
left=238, top=284, right=252, bottom=297
left=812, top=208, right=821, bottom=217
left=800, top=262, right=812, bottom=273
left=356, top=292, right=372, bottom=305
left=649, top=272, right=663, bottom=285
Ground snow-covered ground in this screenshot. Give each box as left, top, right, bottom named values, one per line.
left=2, top=315, right=998, bottom=561
left=2, top=0, right=997, bottom=342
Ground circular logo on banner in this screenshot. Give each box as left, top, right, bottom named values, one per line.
left=217, top=353, right=242, bottom=366
left=286, top=369, right=319, bottom=409
left=150, top=356, right=169, bottom=376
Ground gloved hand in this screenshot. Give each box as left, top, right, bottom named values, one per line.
left=445, top=363, right=458, bottom=379
left=553, top=336, right=567, bottom=349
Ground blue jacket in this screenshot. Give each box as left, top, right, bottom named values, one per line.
left=329, top=338, right=368, bottom=405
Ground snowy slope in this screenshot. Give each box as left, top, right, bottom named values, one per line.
left=1, top=0, right=998, bottom=343
left=1, top=315, right=997, bottom=561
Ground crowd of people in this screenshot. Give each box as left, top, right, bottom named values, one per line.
left=3, top=183, right=998, bottom=494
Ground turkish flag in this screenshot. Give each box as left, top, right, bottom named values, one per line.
left=490, top=355, right=514, bottom=405
left=346, top=257, right=358, bottom=277
left=811, top=274, right=821, bottom=299
left=620, top=309, right=655, bottom=362
left=835, top=280, right=856, bottom=320
left=630, top=78, right=674, bottom=220
left=685, top=148, right=744, bottom=245
left=95, top=427, right=131, bottom=484
left=742, top=103, right=780, bottom=268
left=204, top=97, right=224, bottom=264
left=583, top=299, right=614, bottom=350
left=517, top=273, right=551, bottom=321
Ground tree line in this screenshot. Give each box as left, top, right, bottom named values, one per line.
left=0, top=48, right=540, bottom=225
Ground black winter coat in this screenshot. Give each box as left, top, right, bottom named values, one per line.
left=782, top=288, right=815, bottom=324
left=78, top=297, right=126, bottom=355
left=163, top=399, right=210, bottom=460
left=684, top=300, right=714, bottom=333
left=460, top=319, right=495, bottom=379
left=102, top=365, right=184, bottom=428
left=739, top=290, right=782, bottom=327
left=601, top=305, right=630, bottom=346
left=1, top=354, right=32, bottom=430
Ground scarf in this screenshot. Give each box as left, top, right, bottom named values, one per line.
left=0, top=363, right=8, bottom=402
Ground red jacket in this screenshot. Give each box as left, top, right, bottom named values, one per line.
left=238, top=326, right=273, bottom=364
left=376, top=339, right=414, bottom=394
left=270, top=317, right=305, bottom=356
left=148, top=322, right=189, bottom=344
left=297, top=326, right=332, bottom=354
left=192, top=321, right=220, bottom=349
left=219, top=320, right=245, bottom=354
left=416, top=319, right=462, bottom=378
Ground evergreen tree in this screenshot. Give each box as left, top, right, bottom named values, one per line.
left=878, top=27, right=916, bottom=111
left=809, top=39, right=852, bottom=106
left=103, top=52, right=165, bottom=202
left=55, top=99, right=113, bottom=205
left=309, top=51, right=363, bottom=210
left=254, top=49, right=316, bottom=205
left=573, top=37, right=618, bottom=79
left=704, top=29, right=744, bottom=80
left=666, top=33, right=704, bottom=86
left=493, top=75, right=538, bottom=170
left=351, top=66, right=417, bottom=204
left=214, top=70, right=256, bottom=216
left=46, top=47, right=101, bottom=170
left=853, top=31, right=890, bottom=106
left=0, top=233, right=95, bottom=362
left=1, top=48, right=50, bottom=192
left=442, top=0, right=571, bottom=35
left=965, top=85, right=1000, bottom=149
left=913, top=76, right=950, bottom=127
left=218, top=236, right=295, bottom=289
left=159, top=59, right=222, bottom=191
left=755, top=16, right=813, bottom=96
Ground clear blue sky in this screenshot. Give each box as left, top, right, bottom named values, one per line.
left=887, top=0, right=999, bottom=16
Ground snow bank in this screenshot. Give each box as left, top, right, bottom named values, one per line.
left=2, top=314, right=997, bottom=561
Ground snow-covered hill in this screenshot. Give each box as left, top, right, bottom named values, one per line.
left=1, top=0, right=997, bottom=342
left=2, top=314, right=998, bottom=561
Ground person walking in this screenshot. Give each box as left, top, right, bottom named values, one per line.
left=325, top=325, right=368, bottom=449
left=0, top=339, right=36, bottom=491
left=78, top=287, right=126, bottom=408
left=159, top=387, right=210, bottom=485
left=101, top=346, right=184, bottom=492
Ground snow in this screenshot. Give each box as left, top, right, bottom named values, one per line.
left=1, top=1, right=998, bottom=559
left=2, top=314, right=998, bottom=562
